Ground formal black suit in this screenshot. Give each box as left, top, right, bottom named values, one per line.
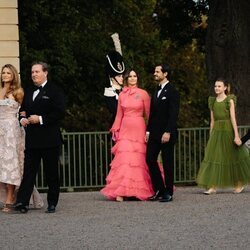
left=16, top=81, right=66, bottom=208
left=146, top=82, right=180, bottom=196
left=241, top=129, right=250, bottom=144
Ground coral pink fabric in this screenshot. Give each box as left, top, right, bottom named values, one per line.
left=101, top=86, right=154, bottom=200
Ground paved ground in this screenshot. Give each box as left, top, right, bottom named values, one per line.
left=0, top=186, right=250, bottom=250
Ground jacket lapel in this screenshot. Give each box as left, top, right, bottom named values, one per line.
left=27, top=87, right=35, bottom=106
left=33, top=89, right=43, bottom=102
left=159, top=83, right=169, bottom=99
left=33, top=82, right=49, bottom=102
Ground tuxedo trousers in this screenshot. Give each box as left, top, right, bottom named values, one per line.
left=146, top=138, right=175, bottom=196
left=16, top=146, right=60, bottom=207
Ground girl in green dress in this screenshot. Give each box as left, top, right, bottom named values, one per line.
left=197, top=78, right=250, bottom=194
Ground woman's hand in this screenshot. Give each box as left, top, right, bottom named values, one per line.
left=234, top=136, right=242, bottom=146
left=20, top=118, right=30, bottom=127
left=112, top=131, right=119, bottom=142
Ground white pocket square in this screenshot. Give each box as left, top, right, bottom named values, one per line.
left=42, top=96, right=50, bottom=99
left=161, top=97, right=167, bottom=100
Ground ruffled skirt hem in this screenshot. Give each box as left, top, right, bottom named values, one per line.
left=197, top=155, right=250, bottom=188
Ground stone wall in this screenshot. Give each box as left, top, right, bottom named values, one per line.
left=0, top=0, right=19, bottom=71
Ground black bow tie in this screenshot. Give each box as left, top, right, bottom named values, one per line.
left=33, top=85, right=43, bottom=91
left=115, top=88, right=122, bottom=95
left=157, top=85, right=162, bottom=91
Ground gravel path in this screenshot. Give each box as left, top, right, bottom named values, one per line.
left=1, top=186, right=250, bottom=250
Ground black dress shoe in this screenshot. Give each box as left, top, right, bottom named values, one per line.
left=15, top=203, right=29, bottom=213
left=159, top=194, right=173, bottom=202
left=46, top=205, right=56, bottom=213
left=148, top=190, right=163, bottom=201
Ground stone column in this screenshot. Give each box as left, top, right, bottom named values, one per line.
left=0, top=0, right=19, bottom=71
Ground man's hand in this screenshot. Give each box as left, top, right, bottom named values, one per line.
left=161, top=132, right=170, bottom=143
left=28, top=115, right=40, bottom=124
left=145, top=132, right=150, bottom=143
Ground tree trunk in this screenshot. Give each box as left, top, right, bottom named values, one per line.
left=206, top=0, right=250, bottom=125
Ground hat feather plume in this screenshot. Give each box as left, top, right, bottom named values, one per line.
left=111, top=33, right=122, bottom=55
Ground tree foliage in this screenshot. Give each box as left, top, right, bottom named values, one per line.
left=153, top=0, right=208, bottom=48
left=206, top=0, right=250, bottom=125
left=18, top=0, right=209, bottom=131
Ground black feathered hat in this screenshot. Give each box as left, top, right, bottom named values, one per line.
left=105, top=50, right=125, bottom=78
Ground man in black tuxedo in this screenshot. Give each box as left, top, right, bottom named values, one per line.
left=15, top=61, right=66, bottom=213
left=146, top=64, right=180, bottom=202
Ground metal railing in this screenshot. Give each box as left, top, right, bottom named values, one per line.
left=35, top=126, right=249, bottom=191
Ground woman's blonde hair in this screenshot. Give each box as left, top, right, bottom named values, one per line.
left=1, top=64, right=23, bottom=103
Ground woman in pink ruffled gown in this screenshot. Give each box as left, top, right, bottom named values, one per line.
left=101, top=69, right=154, bottom=201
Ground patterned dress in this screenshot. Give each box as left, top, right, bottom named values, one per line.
left=0, top=98, right=43, bottom=207
left=197, top=95, right=250, bottom=188
left=0, top=99, right=24, bottom=186
left=101, top=86, right=154, bottom=200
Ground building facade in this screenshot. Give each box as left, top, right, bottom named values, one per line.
left=0, top=0, right=19, bottom=71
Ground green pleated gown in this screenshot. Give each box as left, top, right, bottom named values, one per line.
left=197, top=95, right=250, bottom=188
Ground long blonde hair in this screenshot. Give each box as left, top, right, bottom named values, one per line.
left=1, top=64, right=23, bottom=103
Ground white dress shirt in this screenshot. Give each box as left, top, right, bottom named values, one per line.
left=157, top=81, right=169, bottom=97
left=32, top=81, right=47, bottom=125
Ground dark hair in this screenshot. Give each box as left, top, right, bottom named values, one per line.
left=123, top=69, right=139, bottom=86
left=215, top=77, right=226, bottom=83
left=156, top=63, right=171, bottom=79
left=31, top=61, right=49, bottom=72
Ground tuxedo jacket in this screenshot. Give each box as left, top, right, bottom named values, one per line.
left=241, top=129, right=250, bottom=144
left=20, top=81, right=66, bottom=148
left=147, top=82, right=180, bottom=142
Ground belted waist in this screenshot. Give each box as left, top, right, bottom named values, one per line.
left=213, top=119, right=232, bottom=130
